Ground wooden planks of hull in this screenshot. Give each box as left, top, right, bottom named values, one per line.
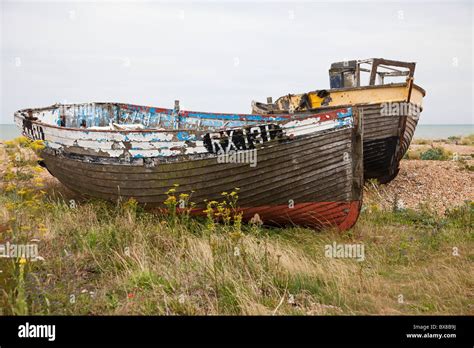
left=316, top=103, right=418, bottom=183
left=40, top=124, right=361, bottom=230
left=42, top=129, right=354, bottom=205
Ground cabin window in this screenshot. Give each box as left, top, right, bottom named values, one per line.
left=343, top=72, right=356, bottom=88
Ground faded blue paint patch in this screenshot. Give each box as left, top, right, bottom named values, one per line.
left=337, top=108, right=352, bottom=118
left=61, top=103, right=289, bottom=130
left=177, top=131, right=193, bottom=141
left=336, top=118, right=352, bottom=128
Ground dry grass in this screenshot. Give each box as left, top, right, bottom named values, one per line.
left=0, top=139, right=473, bottom=315
left=413, top=133, right=474, bottom=146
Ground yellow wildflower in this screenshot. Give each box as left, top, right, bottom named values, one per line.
left=165, top=196, right=177, bottom=203
left=17, top=136, right=30, bottom=146
left=29, top=140, right=45, bottom=151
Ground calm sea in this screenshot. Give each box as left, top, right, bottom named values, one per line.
left=0, top=123, right=473, bottom=141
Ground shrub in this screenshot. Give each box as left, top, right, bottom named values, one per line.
left=420, top=147, right=452, bottom=161
left=447, top=136, right=461, bottom=144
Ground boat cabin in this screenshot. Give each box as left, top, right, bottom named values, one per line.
left=329, top=58, right=416, bottom=89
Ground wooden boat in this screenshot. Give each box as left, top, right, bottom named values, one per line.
left=14, top=102, right=363, bottom=230
left=252, top=58, right=426, bottom=183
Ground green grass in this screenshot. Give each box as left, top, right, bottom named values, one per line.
left=1, top=188, right=472, bottom=315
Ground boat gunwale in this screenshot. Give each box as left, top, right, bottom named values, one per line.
left=318, top=81, right=426, bottom=97
left=14, top=106, right=354, bottom=134
left=14, top=102, right=302, bottom=120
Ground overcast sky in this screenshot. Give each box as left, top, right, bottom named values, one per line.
left=0, top=0, right=472, bottom=124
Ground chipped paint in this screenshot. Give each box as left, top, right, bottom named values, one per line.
left=14, top=103, right=353, bottom=164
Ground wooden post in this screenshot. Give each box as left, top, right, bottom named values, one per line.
left=352, top=107, right=364, bottom=198
left=369, top=59, right=379, bottom=86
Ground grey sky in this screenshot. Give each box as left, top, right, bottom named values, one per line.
left=1, top=0, right=472, bottom=124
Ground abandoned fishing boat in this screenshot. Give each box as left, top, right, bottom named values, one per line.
left=14, top=102, right=363, bottom=230
left=252, top=58, right=426, bottom=183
